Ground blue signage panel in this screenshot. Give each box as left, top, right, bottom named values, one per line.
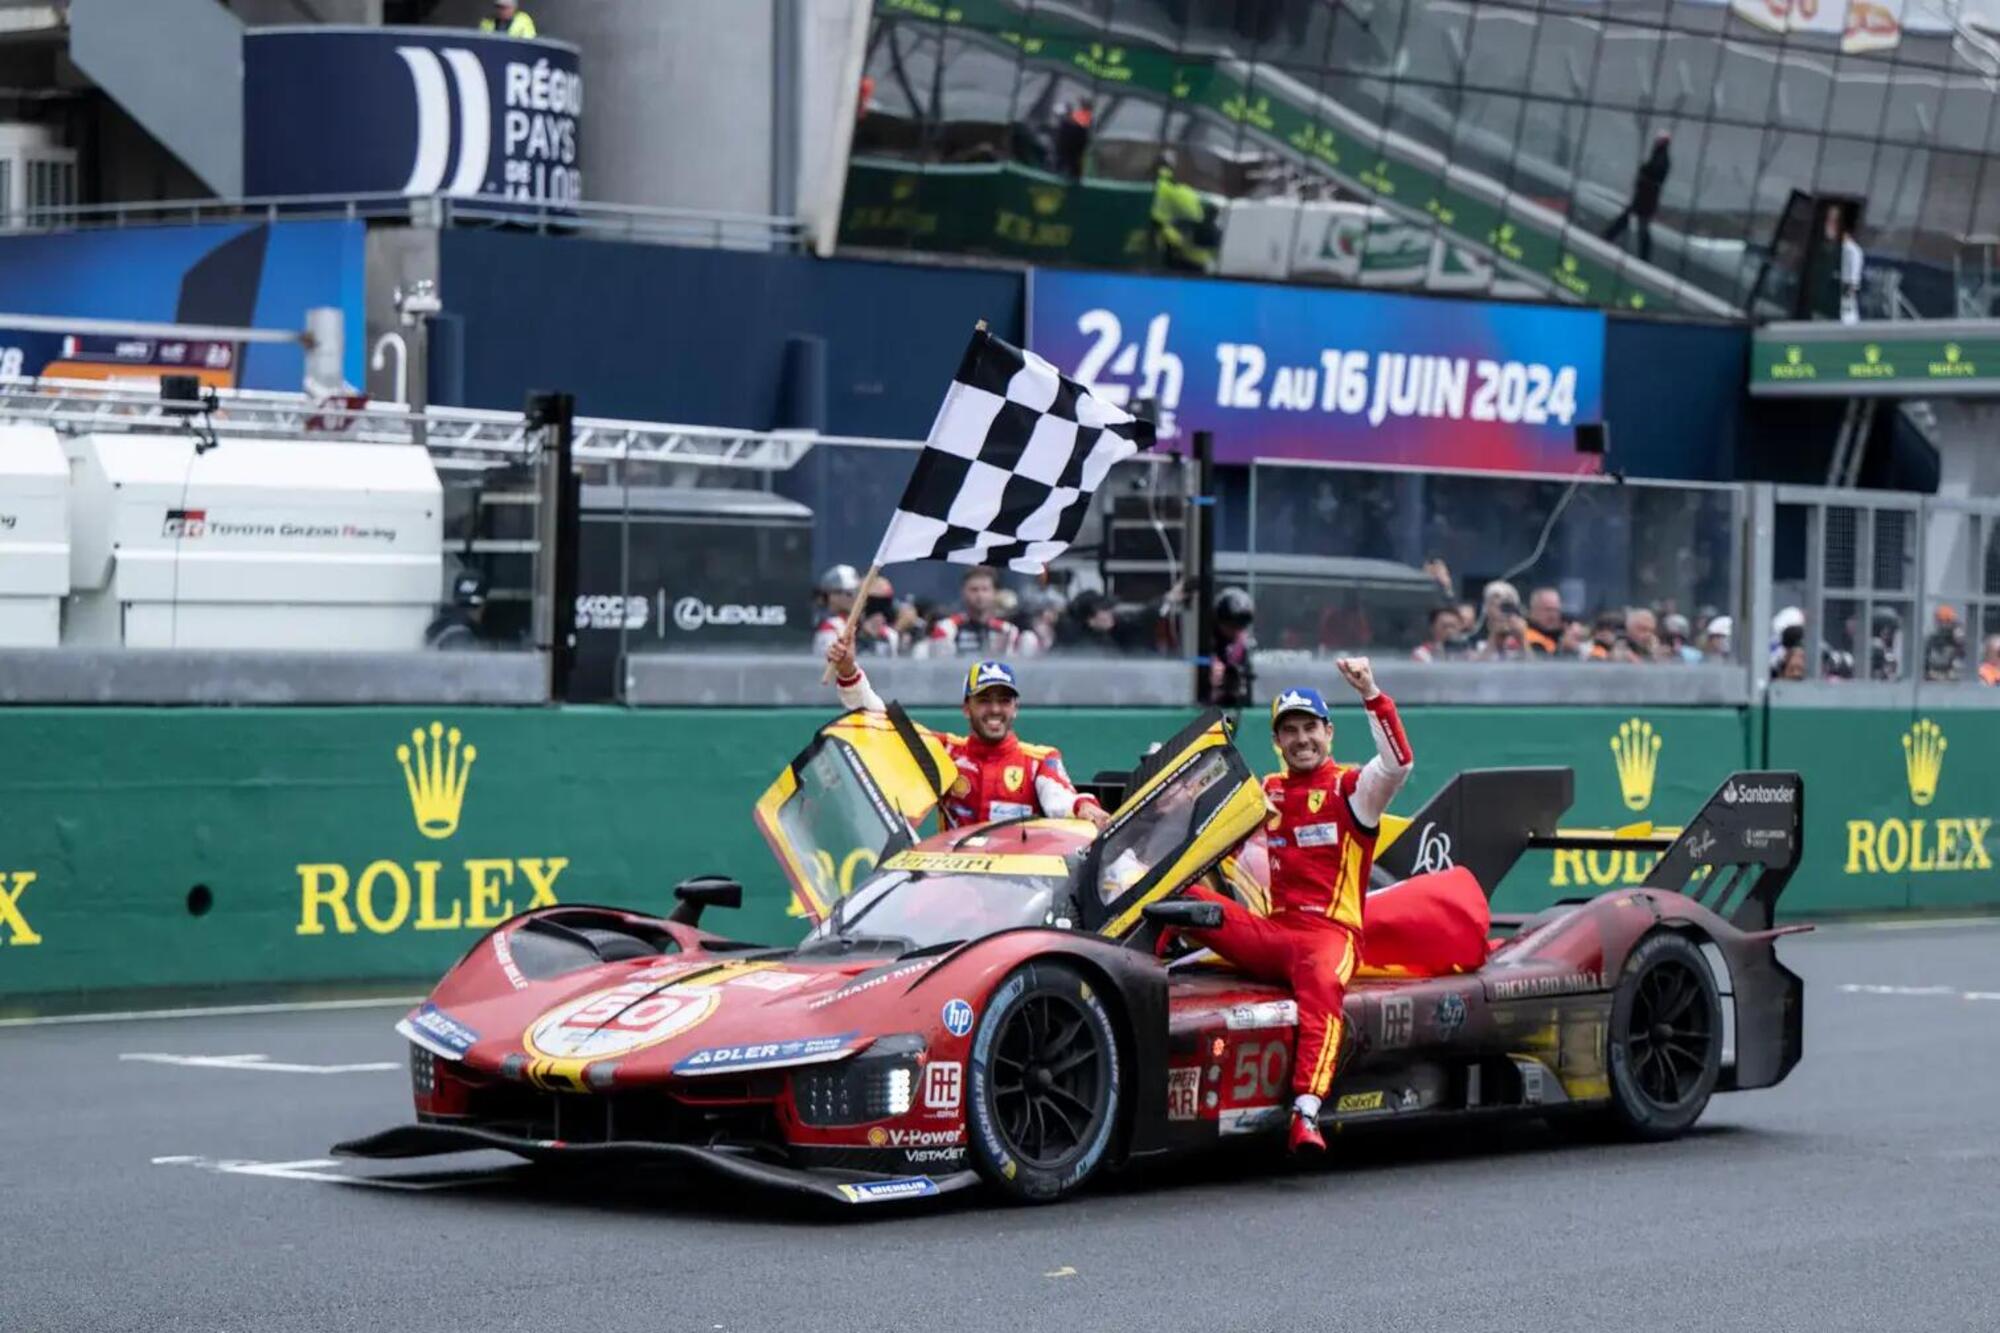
left=1029, top=269, right=1604, bottom=473
left=244, top=29, right=582, bottom=202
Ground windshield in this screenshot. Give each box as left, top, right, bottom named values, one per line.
left=804, top=870, right=1070, bottom=949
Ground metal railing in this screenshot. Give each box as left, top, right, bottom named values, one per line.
left=0, top=191, right=809, bottom=251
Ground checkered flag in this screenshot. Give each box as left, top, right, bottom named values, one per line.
left=873, top=327, right=1156, bottom=574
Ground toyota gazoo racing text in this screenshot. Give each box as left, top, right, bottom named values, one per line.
left=337, top=706, right=1809, bottom=1206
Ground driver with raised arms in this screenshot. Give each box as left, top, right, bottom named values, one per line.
left=826, top=640, right=1112, bottom=831
left=1184, top=659, right=1412, bottom=1153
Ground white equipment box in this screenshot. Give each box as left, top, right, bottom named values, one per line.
left=0, top=423, right=71, bottom=647
left=65, top=432, right=444, bottom=650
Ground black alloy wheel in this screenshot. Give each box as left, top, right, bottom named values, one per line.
left=966, top=961, right=1121, bottom=1203
left=1598, top=931, right=1724, bottom=1140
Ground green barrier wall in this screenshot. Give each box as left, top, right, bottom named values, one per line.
left=0, top=705, right=1759, bottom=1001
left=1766, top=706, right=2000, bottom=914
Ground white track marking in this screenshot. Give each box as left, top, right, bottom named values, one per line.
left=1839, top=984, right=2000, bottom=1000
left=152, top=1155, right=497, bottom=1191
left=121, top=1053, right=399, bottom=1075
left=0, top=995, right=421, bottom=1029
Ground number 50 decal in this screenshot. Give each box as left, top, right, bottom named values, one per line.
left=1228, top=1038, right=1291, bottom=1102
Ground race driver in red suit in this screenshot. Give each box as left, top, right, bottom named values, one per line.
left=825, top=640, right=1112, bottom=830
left=1186, top=659, right=1412, bottom=1153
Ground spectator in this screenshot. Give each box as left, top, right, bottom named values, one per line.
left=1770, top=606, right=1806, bottom=673
left=426, top=570, right=489, bottom=649
left=810, top=564, right=862, bottom=656
left=1868, top=606, right=1902, bottom=680
left=1602, top=129, right=1671, bottom=263
left=1523, top=587, right=1564, bottom=656
left=1560, top=617, right=1590, bottom=657
left=1151, top=153, right=1218, bottom=274
left=1017, top=589, right=1066, bottom=656
left=1052, top=99, right=1093, bottom=179
left=1066, top=591, right=1125, bottom=655
left=1412, top=605, right=1464, bottom=662
left=1209, top=587, right=1257, bottom=706
left=1585, top=610, right=1634, bottom=662
left=1661, top=613, right=1704, bottom=664
left=1980, top=634, right=2000, bottom=686
left=1626, top=607, right=1666, bottom=661
left=916, top=565, right=1021, bottom=658
left=1701, top=615, right=1733, bottom=662
left=857, top=576, right=902, bottom=658
left=1474, top=580, right=1527, bottom=659
left=1773, top=644, right=1809, bottom=681
left=1832, top=206, right=1865, bottom=325
left=1923, top=606, right=1965, bottom=681
left=480, top=0, right=538, bottom=38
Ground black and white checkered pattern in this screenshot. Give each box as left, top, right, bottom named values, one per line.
left=873, top=328, right=1156, bottom=574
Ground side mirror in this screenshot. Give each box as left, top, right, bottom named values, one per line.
left=669, top=875, right=743, bottom=927
left=1142, top=899, right=1223, bottom=931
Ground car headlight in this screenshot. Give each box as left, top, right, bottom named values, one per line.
left=792, top=1034, right=924, bottom=1126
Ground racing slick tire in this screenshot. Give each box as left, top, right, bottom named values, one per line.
left=965, top=960, right=1122, bottom=1204
left=1579, top=931, right=1724, bottom=1142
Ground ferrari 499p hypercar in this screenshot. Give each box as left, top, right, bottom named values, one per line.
left=337, top=707, right=1807, bottom=1206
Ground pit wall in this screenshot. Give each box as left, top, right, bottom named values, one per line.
left=0, top=703, right=1991, bottom=1002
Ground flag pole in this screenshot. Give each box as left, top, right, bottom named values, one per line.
left=820, top=318, right=991, bottom=685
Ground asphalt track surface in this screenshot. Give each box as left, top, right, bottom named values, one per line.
left=4, top=921, right=1997, bottom=1333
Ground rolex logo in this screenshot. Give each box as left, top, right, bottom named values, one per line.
left=1610, top=718, right=1661, bottom=811
left=1903, top=718, right=1946, bottom=807
left=397, top=721, right=477, bottom=840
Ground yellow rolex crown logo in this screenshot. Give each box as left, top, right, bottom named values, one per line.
left=1902, top=718, right=1946, bottom=807
left=397, top=721, right=477, bottom=840
left=1946, top=343, right=1961, bottom=363
left=1029, top=186, right=1065, bottom=216
left=1610, top=718, right=1662, bottom=812
left=1786, top=345, right=1802, bottom=365
left=1865, top=344, right=1881, bottom=364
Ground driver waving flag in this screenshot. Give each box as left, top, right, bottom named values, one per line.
left=1183, top=659, right=1412, bottom=1153
left=826, top=640, right=1111, bottom=831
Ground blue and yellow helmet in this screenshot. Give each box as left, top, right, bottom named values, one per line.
left=964, top=660, right=1020, bottom=701
left=1270, top=686, right=1330, bottom=729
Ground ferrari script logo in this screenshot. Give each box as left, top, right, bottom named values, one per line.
left=1610, top=718, right=1661, bottom=811
left=1307, top=790, right=1326, bottom=814
left=1003, top=765, right=1025, bottom=793
left=398, top=721, right=476, bottom=839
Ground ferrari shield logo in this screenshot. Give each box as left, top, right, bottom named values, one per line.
left=1003, top=765, right=1025, bottom=793
left=1308, top=790, right=1326, bottom=814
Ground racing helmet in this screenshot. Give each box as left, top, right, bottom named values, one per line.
left=816, top=564, right=862, bottom=595
left=963, top=660, right=1020, bottom=701
left=1215, top=586, right=1256, bottom=624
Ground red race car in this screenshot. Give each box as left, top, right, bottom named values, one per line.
left=337, top=707, right=1807, bottom=1206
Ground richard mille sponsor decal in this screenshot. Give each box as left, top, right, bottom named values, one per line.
left=808, top=961, right=933, bottom=1010
left=490, top=931, right=528, bottom=990
left=1489, top=971, right=1604, bottom=1000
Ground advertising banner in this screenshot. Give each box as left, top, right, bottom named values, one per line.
left=244, top=28, right=583, bottom=202
left=1029, top=269, right=1604, bottom=472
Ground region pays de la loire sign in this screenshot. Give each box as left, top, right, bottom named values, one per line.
left=296, top=721, right=567, bottom=938
left=1028, top=268, right=1604, bottom=472
left=243, top=29, right=583, bottom=202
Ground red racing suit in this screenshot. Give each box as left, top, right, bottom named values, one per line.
left=835, top=667, right=1103, bottom=826
left=1188, top=691, right=1412, bottom=1101
left=915, top=612, right=1020, bottom=659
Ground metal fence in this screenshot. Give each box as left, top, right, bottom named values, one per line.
left=3, top=375, right=1995, bottom=710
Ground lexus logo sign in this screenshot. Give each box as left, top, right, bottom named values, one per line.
left=672, top=597, right=788, bottom=632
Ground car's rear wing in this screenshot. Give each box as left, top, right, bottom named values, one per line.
left=1373, top=767, right=1805, bottom=931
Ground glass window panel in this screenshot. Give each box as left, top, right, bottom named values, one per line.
left=1913, top=151, right=1983, bottom=263
left=1710, top=37, right=1781, bottom=128
left=1750, top=131, right=1820, bottom=249
left=1865, top=144, right=1924, bottom=266
left=1770, top=39, right=1832, bottom=132
left=1651, top=26, right=1721, bottom=116
left=1684, top=119, right=1759, bottom=243
left=1529, top=11, right=1602, bottom=102
left=1812, top=133, right=1875, bottom=199
left=1936, top=77, right=1993, bottom=151
left=1881, top=62, right=1945, bottom=143
left=1823, top=51, right=1889, bottom=138
left=1596, top=18, right=1664, bottom=115
left=1463, top=3, right=1538, bottom=96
